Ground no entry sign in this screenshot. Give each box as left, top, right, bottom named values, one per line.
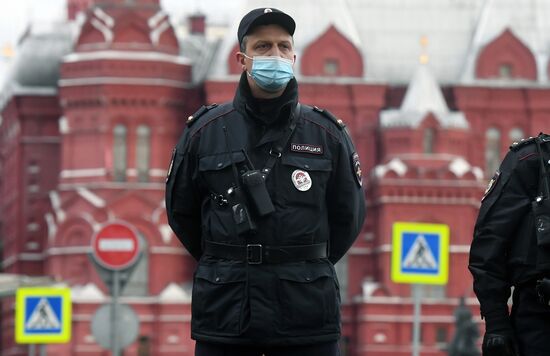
left=92, top=222, right=141, bottom=270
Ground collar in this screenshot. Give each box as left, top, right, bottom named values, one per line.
left=233, top=72, right=299, bottom=126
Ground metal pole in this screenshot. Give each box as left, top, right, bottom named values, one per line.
left=412, top=284, right=422, bottom=356
left=29, top=344, right=35, bottom=356
left=39, top=344, right=46, bottom=356
left=111, top=270, right=120, bottom=356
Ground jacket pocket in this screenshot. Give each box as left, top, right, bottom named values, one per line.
left=279, top=155, right=332, bottom=206
left=199, top=152, right=247, bottom=240
left=198, top=151, right=246, bottom=193
left=276, top=262, right=340, bottom=334
left=191, top=263, right=247, bottom=336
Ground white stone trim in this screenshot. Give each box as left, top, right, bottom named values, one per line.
left=2, top=253, right=45, bottom=268
left=148, top=10, right=167, bottom=28
left=63, top=50, right=191, bottom=65
left=45, top=213, right=57, bottom=243
left=449, top=245, right=472, bottom=253
left=1, top=255, right=16, bottom=269
left=47, top=246, right=92, bottom=255
left=90, top=18, right=113, bottom=44
left=150, top=18, right=171, bottom=46
left=59, top=116, right=69, bottom=134
left=49, top=190, right=66, bottom=223
left=12, top=85, right=57, bottom=95
left=93, top=7, right=114, bottom=28
left=150, top=169, right=167, bottom=177
left=77, top=187, right=106, bottom=208
left=158, top=224, right=174, bottom=244
left=60, top=168, right=107, bottom=178
left=58, top=182, right=165, bottom=190
left=152, top=203, right=164, bottom=224
left=59, top=77, right=193, bottom=88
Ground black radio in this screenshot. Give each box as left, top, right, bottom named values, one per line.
left=241, top=170, right=275, bottom=217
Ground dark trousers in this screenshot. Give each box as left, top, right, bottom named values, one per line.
left=195, top=341, right=340, bottom=356
left=511, top=283, right=550, bottom=356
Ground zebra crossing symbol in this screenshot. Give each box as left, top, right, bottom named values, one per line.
left=25, top=297, right=62, bottom=331
left=391, top=222, right=449, bottom=285
left=402, top=233, right=438, bottom=273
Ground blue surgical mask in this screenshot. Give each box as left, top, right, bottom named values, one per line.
left=243, top=54, right=294, bottom=92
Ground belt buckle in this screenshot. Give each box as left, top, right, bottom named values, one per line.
left=246, top=244, right=262, bottom=264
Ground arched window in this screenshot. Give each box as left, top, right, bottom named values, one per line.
left=509, top=127, right=524, bottom=144
left=136, top=125, right=151, bottom=182
left=113, top=124, right=127, bottom=182
left=485, top=128, right=501, bottom=176
left=423, top=127, right=435, bottom=154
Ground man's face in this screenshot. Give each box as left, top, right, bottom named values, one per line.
left=238, top=24, right=295, bottom=75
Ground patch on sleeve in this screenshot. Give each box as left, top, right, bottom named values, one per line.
left=352, top=152, right=362, bottom=187
left=482, top=171, right=500, bottom=201
left=166, top=148, right=176, bottom=183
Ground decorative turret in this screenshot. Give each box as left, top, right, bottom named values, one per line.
left=379, top=37, right=469, bottom=159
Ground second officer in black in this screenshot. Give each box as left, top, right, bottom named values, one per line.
left=469, top=132, right=550, bottom=356
left=165, top=7, right=365, bottom=356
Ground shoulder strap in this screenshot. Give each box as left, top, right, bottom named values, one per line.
left=312, top=105, right=346, bottom=130
left=535, top=134, right=550, bottom=198
left=261, top=103, right=301, bottom=178
left=186, top=103, right=219, bottom=127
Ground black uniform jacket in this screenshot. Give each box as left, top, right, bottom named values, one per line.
left=469, top=134, right=550, bottom=321
left=165, top=77, right=365, bottom=346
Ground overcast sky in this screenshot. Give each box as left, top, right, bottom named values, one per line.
left=0, top=0, right=243, bottom=49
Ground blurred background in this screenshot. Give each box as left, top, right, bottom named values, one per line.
left=0, top=0, right=548, bottom=355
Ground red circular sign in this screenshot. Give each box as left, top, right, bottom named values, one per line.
left=92, top=222, right=141, bottom=270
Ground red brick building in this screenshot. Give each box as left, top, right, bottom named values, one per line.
left=1, top=0, right=548, bottom=355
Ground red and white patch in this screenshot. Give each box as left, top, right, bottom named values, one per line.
left=291, top=170, right=312, bottom=191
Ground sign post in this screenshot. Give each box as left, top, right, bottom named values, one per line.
left=90, top=221, right=141, bottom=356
left=391, top=222, right=449, bottom=356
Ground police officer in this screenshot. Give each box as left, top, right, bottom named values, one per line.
left=165, top=7, right=365, bottom=356
left=469, top=132, right=550, bottom=356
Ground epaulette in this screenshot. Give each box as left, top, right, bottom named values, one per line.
left=186, top=103, right=218, bottom=127
left=312, top=106, right=346, bottom=130
left=510, top=134, right=549, bottom=151
left=510, top=136, right=536, bottom=151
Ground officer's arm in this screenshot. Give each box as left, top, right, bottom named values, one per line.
left=468, top=150, right=531, bottom=335
left=326, top=130, right=366, bottom=264
left=165, top=130, right=203, bottom=260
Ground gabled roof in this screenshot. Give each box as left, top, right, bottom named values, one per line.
left=380, top=62, right=469, bottom=129
left=460, top=0, right=550, bottom=83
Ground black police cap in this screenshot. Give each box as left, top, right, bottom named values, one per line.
left=237, top=8, right=296, bottom=45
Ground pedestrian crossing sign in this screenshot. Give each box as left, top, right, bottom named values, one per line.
left=15, top=287, right=72, bottom=343
left=391, top=222, right=449, bottom=285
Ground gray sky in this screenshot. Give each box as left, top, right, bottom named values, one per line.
left=0, top=0, right=66, bottom=48
left=0, top=0, right=242, bottom=50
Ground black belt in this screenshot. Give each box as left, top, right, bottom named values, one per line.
left=204, top=240, right=327, bottom=264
